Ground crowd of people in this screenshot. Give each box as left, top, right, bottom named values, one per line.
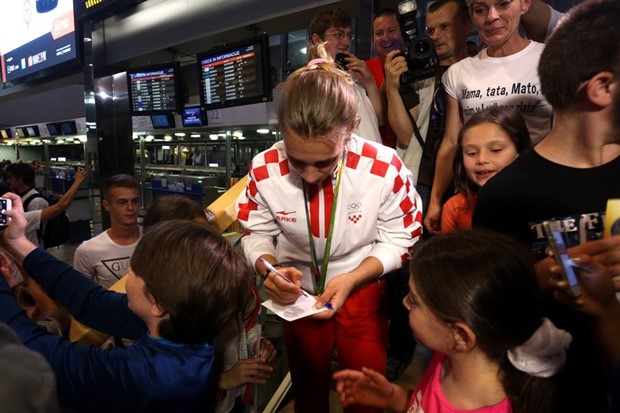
left=238, top=0, right=620, bottom=412
left=0, top=0, right=618, bottom=412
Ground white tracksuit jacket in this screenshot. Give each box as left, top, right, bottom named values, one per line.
left=237, top=135, right=423, bottom=294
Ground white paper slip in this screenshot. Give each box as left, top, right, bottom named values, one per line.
left=262, top=293, right=328, bottom=321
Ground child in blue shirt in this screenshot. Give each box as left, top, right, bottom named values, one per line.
left=0, top=192, right=254, bottom=413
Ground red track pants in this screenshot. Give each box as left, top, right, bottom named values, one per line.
left=283, top=278, right=388, bottom=413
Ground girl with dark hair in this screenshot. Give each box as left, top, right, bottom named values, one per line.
left=440, top=107, right=531, bottom=232
left=334, top=229, right=569, bottom=413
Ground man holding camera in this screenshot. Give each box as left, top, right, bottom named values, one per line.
left=365, top=9, right=404, bottom=150
left=309, top=8, right=383, bottom=144
left=384, top=0, right=471, bottom=206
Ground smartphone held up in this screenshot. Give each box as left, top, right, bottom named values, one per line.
left=543, top=221, right=581, bottom=297
left=0, top=198, right=11, bottom=226
left=335, top=53, right=348, bottom=71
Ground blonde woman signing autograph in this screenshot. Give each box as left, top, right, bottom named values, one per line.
left=236, top=57, right=422, bottom=413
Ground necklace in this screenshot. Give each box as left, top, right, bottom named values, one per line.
left=302, top=152, right=346, bottom=294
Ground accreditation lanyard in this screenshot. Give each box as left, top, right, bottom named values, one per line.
left=302, top=153, right=345, bottom=295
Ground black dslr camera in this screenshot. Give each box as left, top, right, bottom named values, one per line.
left=396, top=0, right=439, bottom=84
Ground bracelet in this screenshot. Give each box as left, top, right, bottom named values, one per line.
left=261, top=264, right=282, bottom=280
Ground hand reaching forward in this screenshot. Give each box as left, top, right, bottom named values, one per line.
left=333, top=367, right=400, bottom=410
left=219, top=339, right=277, bottom=392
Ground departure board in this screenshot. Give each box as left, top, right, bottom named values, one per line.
left=127, top=64, right=181, bottom=114
left=198, top=35, right=271, bottom=110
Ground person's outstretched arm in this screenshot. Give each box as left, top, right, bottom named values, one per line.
left=2, top=193, right=36, bottom=262
left=423, top=95, right=462, bottom=234
left=40, top=168, right=88, bottom=223
left=334, top=367, right=410, bottom=412
left=385, top=50, right=419, bottom=148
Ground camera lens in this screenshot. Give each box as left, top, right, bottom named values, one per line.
left=415, top=39, right=430, bottom=54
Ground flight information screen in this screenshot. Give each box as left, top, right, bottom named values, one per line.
left=127, top=65, right=181, bottom=114
left=198, top=36, right=270, bottom=110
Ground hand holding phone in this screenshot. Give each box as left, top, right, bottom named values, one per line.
left=0, top=198, right=12, bottom=226
left=335, top=53, right=348, bottom=71
left=543, top=221, right=581, bottom=297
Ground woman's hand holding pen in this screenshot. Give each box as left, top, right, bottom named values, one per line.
left=263, top=265, right=305, bottom=305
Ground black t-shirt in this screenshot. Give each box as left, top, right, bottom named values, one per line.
left=473, top=148, right=620, bottom=413
left=473, top=148, right=620, bottom=255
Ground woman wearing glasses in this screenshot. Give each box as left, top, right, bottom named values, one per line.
left=236, top=58, right=422, bottom=413
left=425, top=0, right=554, bottom=234
left=308, top=8, right=385, bottom=146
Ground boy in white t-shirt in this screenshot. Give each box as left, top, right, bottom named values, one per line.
left=74, top=174, right=142, bottom=289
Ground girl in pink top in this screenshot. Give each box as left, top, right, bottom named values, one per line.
left=441, top=107, right=531, bottom=232
left=334, top=229, right=571, bottom=413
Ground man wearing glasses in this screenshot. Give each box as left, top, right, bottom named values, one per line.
left=309, top=8, right=384, bottom=145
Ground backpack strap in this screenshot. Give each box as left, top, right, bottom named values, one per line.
left=23, top=193, right=44, bottom=211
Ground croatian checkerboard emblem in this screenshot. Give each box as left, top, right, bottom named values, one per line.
left=347, top=202, right=362, bottom=224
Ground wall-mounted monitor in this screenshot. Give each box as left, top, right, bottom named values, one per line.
left=0, top=0, right=81, bottom=84
left=26, top=125, right=40, bottom=137
left=15, top=127, right=27, bottom=138
left=181, top=106, right=206, bottom=127
left=197, top=34, right=272, bottom=111
left=150, top=114, right=175, bottom=129
left=0, top=129, right=11, bottom=139
left=46, top=122, right=61, bottom=136
left=60, top=120, right=77, bottom=135
left=127, top=63, right=183, bottom=115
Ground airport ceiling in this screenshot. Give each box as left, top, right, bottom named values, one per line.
left=0, top=0, right=374, bottom=127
